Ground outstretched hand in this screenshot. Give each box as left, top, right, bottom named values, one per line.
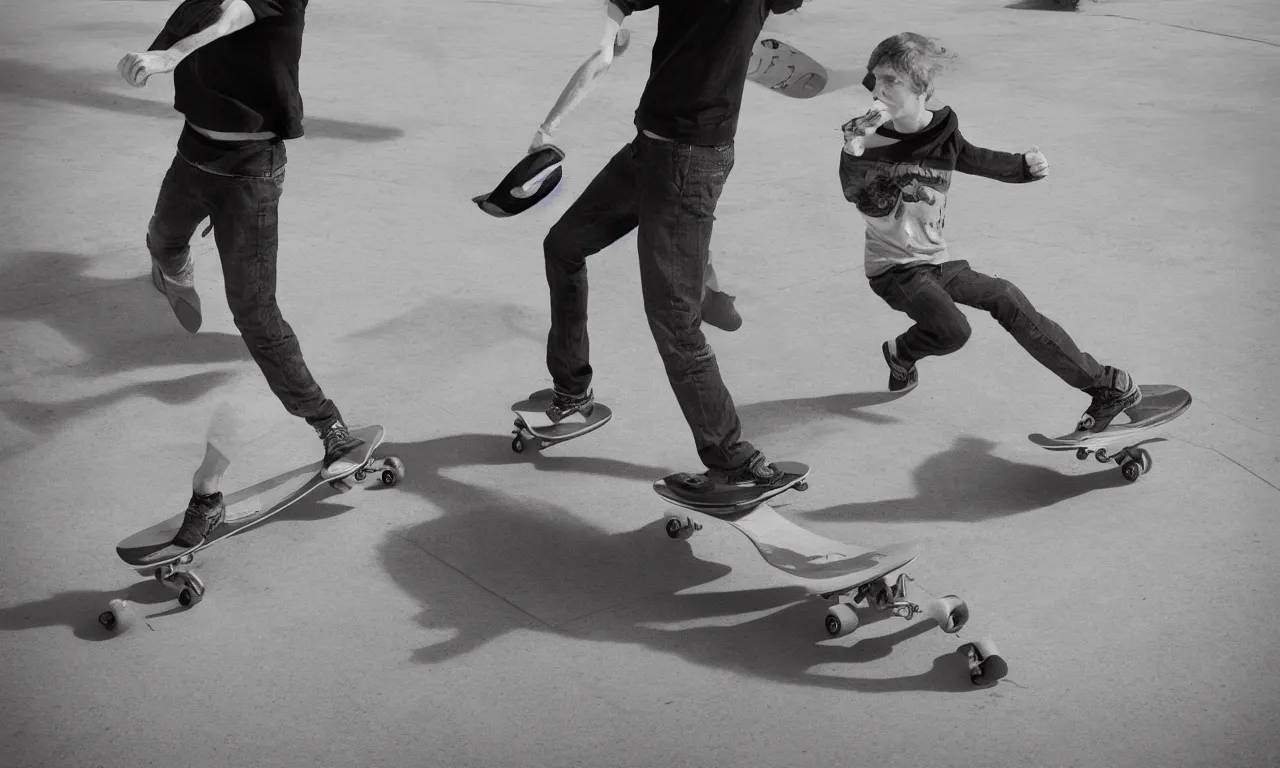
left=117, top=50, right=180, bottom=87
left=1025, top=145, right=1050, bottom=178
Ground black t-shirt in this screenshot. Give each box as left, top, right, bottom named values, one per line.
left=614, top=0, right=773, bottom=146
left=149, top=0, right=307, bottom=139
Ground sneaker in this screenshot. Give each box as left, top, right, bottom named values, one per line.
left=171, top=491, right=226, bottom=550
left=547, top=388, right=595, bottom=424
left=150, top=247, right=202, bottom=333
left=882, top=340, right=918, bottom=393
left=704, top=450, right=784, bottom=486
left=702, top=289, right=742, bottom=332
left=316, top=419, right=366, bottom=479
left=1077, top=367, right=1142, bottom=433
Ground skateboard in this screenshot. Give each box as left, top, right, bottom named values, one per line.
left=1029, top=384, right=1192, bottom=482
left=746, top=38, right=828, bottom=99
left=102, top=425, right=404, bottom=629
left=509, top=389, right=613, bottom=453
left=654, top=464, right=1005, bottom=684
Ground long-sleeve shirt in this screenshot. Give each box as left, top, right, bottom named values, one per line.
left=838, top=106, right=1039, bottom=277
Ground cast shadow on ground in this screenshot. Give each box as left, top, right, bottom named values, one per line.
left=0, top=59, right=403, bottom=142
left=736, top=390, right=904, bottom=436
left=370, top=432, right=987, bottom=693
left=1005, top=0, right=1079, bottom=10
left=799, top=434, right=1131, bottom=525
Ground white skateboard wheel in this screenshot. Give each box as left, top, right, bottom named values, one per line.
left=926, top=595, right=969, bottom=633
left=825, top=603, right=859, bottom=637
left=99, top=599, right=138, bottom=633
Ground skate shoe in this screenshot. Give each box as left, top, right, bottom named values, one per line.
left=547, top=388, right=595, bottom=424
left=317, top=419, right=366, bottom=479
left=1077, top=367, right=1142, bottom=433
left=171, top=491, right=226, bottom=550
left=703, top=450, right=785, bottom=487
left=702, top=289, right=743, bottom=332
left=882, top=340, right=918, bottom=393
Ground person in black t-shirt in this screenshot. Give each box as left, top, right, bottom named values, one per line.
left=529, top=0, right=805, bottom=486
left=530, top=24, right=742, bottom=333
left=117, top=0, right=366, bottom=552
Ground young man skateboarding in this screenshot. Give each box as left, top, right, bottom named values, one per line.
left=530, top=0, right=808, bottom=483
left=528, top=22, right=742, bottom=332
left=840, top=32, right=1141, bottom=432
left=117, top=0, right=366, bottom=550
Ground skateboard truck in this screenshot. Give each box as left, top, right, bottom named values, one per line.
left=1074, top=445, right=1153, bottom=483
left=153, top=552, right=206, bottom=607
left=820, top=573, right=969, bottom=639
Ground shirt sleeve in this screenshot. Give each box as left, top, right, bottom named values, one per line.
left=954, top=129, right=1036, bottom=184
left=240, top=0, right=295, bottom=20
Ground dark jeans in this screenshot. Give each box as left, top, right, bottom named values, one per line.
left=147, top=123, right=337, bottom=427
left=543, top=133, right=755, bottom=471
left=868, top=260, right=1107, bottom=390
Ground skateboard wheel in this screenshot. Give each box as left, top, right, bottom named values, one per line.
left=664, top=515, right=698, bottom=540
left=99, top=599, right=137, bottom=632
left=354, top=469, right=368, bottom=483
left=1121, top=460, right=1141, bottom=482
left=959, top=638, right=1008, bottom=685
left=178, top=573, right=206, bottom=607
left=794, top=481, right=809, bottom=492
left=927, top=595, right=969, bottom=633
left=379, top=456, right=405, bottom=486
left=511, top=436, right=525, bottom=453
left=1075, top=448, right=1089, bottom=461
left=1095, top=449, right=1111, bottom=463
left=825, top=603, right=859, bottom=638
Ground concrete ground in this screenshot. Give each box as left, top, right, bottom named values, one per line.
left=2, top=1, right=1277, bottom=766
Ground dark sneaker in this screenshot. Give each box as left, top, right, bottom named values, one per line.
left=1077, top=367, right=1142, bottom=433
left=704, top=450, right=784, bottom=486
left=171, top=491, right=226, bottom=550
left=702, top=289, right=742, bottom=332
left=316, top=420, right=366, bottom=479
left=883, top=340, right=918, bottom=393
left=547, top=388, right=595, bottom=424
left=150, top=248, right=202, bottom=334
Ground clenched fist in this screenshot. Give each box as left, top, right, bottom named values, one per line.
left=117, top=50, right=181, bottom=87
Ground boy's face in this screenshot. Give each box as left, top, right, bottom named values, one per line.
left=871, top=64, right=927, bottom=116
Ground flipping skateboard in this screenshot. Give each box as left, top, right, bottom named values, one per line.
left=510, top=389, right=613, bottom=453
left=1029, top=384, right=1192, bottom=482
left=653, top=463, right=1005, bottom=684
left=102, top=425, right=404, bottom=630
left=747, top=38, right=828, bottom=99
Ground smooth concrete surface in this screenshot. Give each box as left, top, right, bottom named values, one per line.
left=1, top=1, right=1277, bottom=766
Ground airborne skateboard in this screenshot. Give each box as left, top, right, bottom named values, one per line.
left=747, top=38, right=828, bottom=99
left=102, top=425, right=404, bottom=630
left=509, top=389, right=613, bottom=453
left=654, top=463, right=1005, bottom=684
left=1029, top=384, right=1192, bottom=482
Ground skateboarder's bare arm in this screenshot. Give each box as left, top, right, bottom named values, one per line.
left=118, top=0, right=258, bottom=87
left=528, top=0, right=627, bottom=153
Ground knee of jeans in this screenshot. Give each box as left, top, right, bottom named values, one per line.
left=543, top=224, right=582, bottom=267
left=646, top=313, right=709, bottom=361
left=938, top=313, right=972, bottom=354
left=146, top=218, right=187, bottom=259
left=986, top=279, right=1028, bottom=328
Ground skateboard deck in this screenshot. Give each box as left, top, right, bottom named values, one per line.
left=657, top=500, right=1004, bottom=684
left=747, top=38, right=828, bottom=99
left=1030, top=384, right=1191, bottom=482
left=510, top=389, right=612, bottom=453
left=104, top=426, right=403, bottom=626
left=654, top=460, right=811, bottom=512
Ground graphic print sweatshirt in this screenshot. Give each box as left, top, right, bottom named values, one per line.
left=839, top=106, right=1039, bottom=278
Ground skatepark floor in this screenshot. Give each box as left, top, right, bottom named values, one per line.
left=2, top=1, right=1277, bottom=766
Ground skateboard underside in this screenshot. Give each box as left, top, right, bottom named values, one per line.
left=657, top=499, right=1004, bottom=684
left=747, top=38, right=828, bottom=98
